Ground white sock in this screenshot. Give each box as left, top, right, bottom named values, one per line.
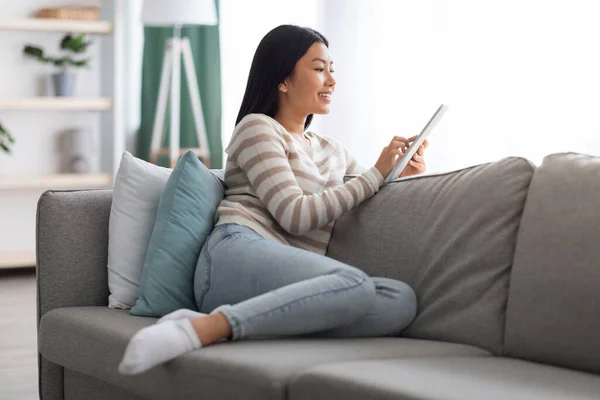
left=118, top=319, right=201, bottom=375
left=157, top=308, right=207, bottom=324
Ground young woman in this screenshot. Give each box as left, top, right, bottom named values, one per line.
left=119, top=24, right=427, bottom=375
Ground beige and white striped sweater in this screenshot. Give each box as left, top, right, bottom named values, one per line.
left=214, top=113, right=385, bottom=255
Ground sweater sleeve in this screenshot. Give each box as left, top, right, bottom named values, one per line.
left=228, top=115, right=385, bottom=236
left=337, top=142, right=385, bottom=184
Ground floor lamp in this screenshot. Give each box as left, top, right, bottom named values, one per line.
left=142, top=0, right=217, bottom=168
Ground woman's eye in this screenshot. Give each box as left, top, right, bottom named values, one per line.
left=315, top=68, right=325, bottom=72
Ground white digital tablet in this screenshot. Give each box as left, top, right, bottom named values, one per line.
left=383, top=104, right=448, bottom=185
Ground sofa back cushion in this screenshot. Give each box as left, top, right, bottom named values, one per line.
left=327, top=157, right=535, bottom=355
left=504, top=153, right=600, bottom=373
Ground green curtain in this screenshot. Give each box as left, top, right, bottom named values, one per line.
left=138, top=0, right=222, bottom=169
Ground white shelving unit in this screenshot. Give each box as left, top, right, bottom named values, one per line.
left=0, top=2, right=126, bottom=269
left=0, top=173, right=113, bottom=190
left=0, top=97, right=112, bottom=111
left=0, top=251, right=37, bottom=269
left=0, top=18, right=113, bottom=34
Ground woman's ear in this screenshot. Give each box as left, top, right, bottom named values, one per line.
left=278, top=82, right=288, bottom=93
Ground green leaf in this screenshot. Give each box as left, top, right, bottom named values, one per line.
left=23, top=45, right=44, bottom=58
left=72, top=58, right=89, bottom=68
left=0, top=142, right=11, bottom=154
left=23, top=45, right=53, bottom=64
left=53, top=56, right=70, bottom=67
left=60, top=34, right=72, bottom=50
left=60, top=33, right=90, bottom=54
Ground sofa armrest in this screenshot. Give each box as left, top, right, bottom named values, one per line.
left=36, top=189, right=113, bottom=324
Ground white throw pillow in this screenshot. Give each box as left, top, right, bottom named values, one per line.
left=107, top=151, right=172, bottom=309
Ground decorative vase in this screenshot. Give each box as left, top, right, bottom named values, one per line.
left=60, top=128, right=100, bottom=174
left=52, top=71, right=76, bottom=97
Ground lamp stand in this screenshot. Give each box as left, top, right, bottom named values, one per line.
left=149, top=28, right=211, bottom=168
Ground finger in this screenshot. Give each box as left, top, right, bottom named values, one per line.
left=392, top=149, right=403, bottom=158
left=407, top=135, right=418, bottom=142
left=391, top=140, right=408, bottom=151
left=396, top=142, right=409, bottom=152
left=423, top=139, right=429, bottom=148
left=417, top=145, right=425, bottom=156
left=411, top=155, right=425, bottom=164
left=409, top=160, right=426, bottom=171
left=392, top=136, right=410, bottom=146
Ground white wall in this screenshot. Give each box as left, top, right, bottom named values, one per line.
left=313, top=0, right=381, bottom=169
left=100, top=0, right=142, bottom=163
left=315, top=0, right=600, bottom=173
left=123, top=0, right=143, bottom=155
left=219, top=0, right=319, bottom=164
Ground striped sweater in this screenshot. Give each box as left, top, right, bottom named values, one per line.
left=214, top=113, right=385, bottom=255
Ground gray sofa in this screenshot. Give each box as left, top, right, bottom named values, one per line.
left=36, top=152, right=600, bottom=400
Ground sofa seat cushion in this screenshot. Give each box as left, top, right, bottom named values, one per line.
left=289, top=357, right=600, bottom=400
left=39, top=307, right=490, bottom=400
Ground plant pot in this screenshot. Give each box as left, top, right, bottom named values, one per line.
left=52, top=71, right=76, bottom=97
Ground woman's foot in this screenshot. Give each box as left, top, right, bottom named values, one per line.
left=118, top=319, right=202, bottom=375
left=157, top=308, right=207, bottom=324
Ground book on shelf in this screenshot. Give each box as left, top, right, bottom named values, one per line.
left=36, top=7, right=100, bottom=21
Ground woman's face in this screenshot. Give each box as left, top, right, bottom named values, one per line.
left=279, top=42, right=336, bottom=115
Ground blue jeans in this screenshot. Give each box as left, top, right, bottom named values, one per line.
left=193, top=223, right=417, bottom=340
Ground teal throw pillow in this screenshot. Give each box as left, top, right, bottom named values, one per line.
left=130, top=150, right=225, bottom=317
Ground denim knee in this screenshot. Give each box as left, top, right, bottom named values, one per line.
left=336, top=267, right=377, bottom=315
left=387, top=281, right=418, bottom=334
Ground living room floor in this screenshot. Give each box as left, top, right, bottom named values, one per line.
left=0, top=269, right=38, bottom=400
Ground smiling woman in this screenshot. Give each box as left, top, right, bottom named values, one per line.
left=118, top=24, right=422, bottom=376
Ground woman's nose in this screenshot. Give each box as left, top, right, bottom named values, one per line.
left=327, top=75, right=336, bottom=87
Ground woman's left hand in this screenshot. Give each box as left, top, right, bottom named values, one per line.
left=399, top=138, right=428, bottom=178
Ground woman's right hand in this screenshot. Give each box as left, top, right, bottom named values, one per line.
left=374, top=136, right=410, bottom=178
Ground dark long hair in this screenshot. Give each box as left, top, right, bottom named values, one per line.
left=235, top=25, right=329, bottom=131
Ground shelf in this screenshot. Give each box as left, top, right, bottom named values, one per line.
left=0, top=18, right=112, bottom=34
left=0, top=173, right=113, bottom=190
left=0, top=251, right=36, bottom=269
left=0, top=98, right=112, bottom=111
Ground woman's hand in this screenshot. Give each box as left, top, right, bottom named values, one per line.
left=399, top=136, right=428, bottom=178
left=374, top=136, right=410, bottom=178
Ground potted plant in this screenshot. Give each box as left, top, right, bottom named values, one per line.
left=23, top=34, right=91, bottom=97
left=0, top=122, right=15, bottom=154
